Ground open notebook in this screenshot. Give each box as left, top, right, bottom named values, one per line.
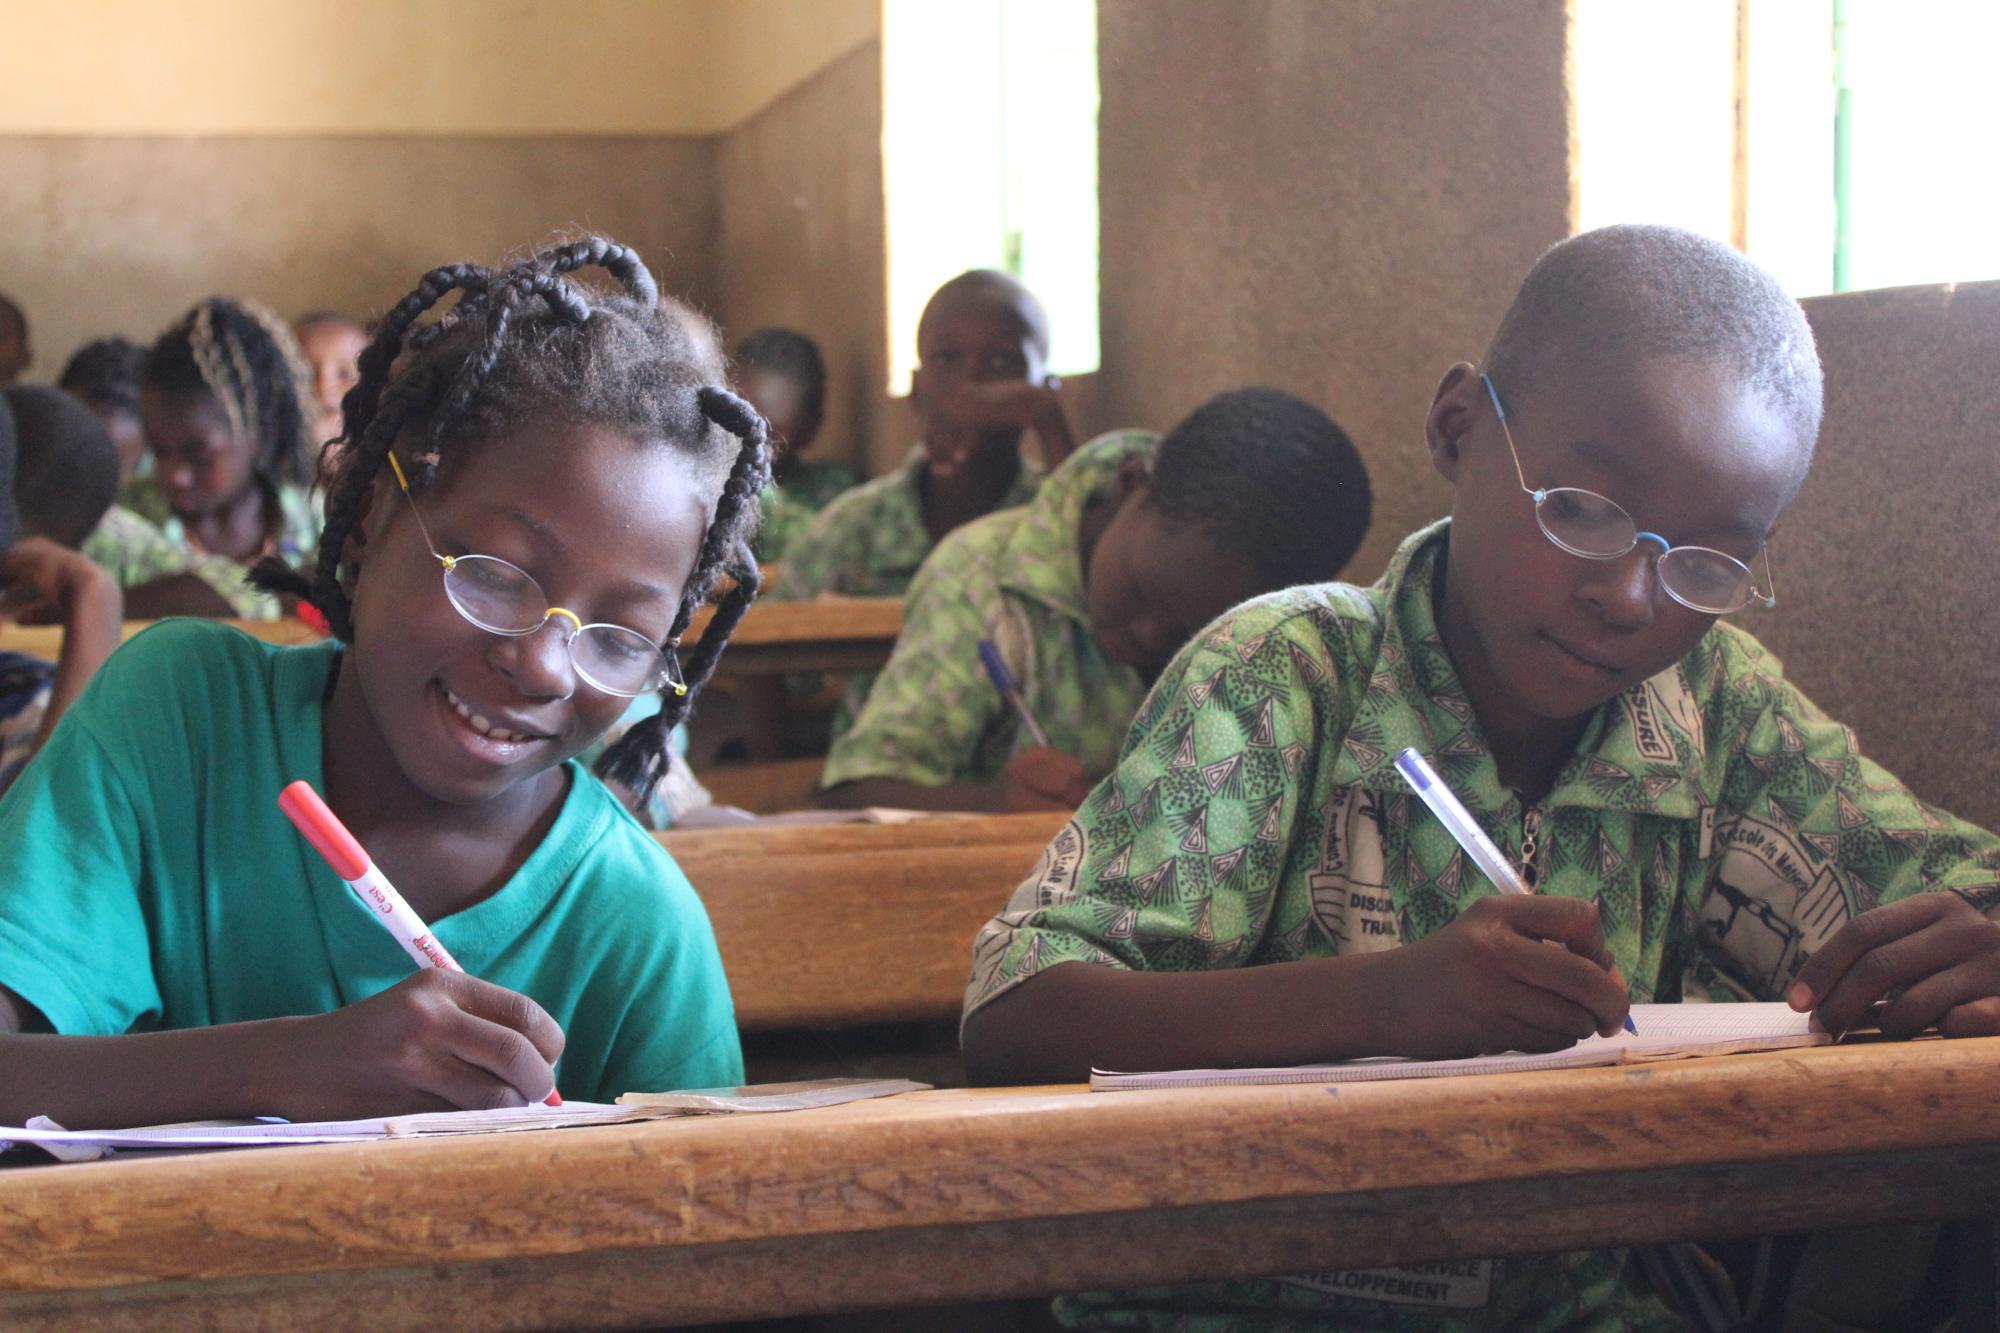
left=1090, top=1003, right=1828, bottom=1091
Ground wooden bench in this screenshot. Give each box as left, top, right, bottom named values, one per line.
left=660, top=811, right=1068, bottom=1032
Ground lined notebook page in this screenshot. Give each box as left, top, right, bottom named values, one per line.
left=1090, top=1003, right=1828, bottom=1091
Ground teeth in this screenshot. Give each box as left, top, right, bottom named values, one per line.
left=441, top=685, right=531, bottom=743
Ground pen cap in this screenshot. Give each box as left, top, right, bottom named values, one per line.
left=978, top=638, right=1017, bottom=693
left=278, top=780, right=371, bottom=881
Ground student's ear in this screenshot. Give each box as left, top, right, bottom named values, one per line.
left=1425, top=362, right=1485, bottom=485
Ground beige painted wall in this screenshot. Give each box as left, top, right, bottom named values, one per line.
left=0, top=135, right=718, bottom=379
left=1095, top=0, right=1574, bottom=584
left=1, top=0, right=878, bottom=137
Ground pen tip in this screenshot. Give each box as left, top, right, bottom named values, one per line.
left=1623, top=1015, right=1638, bottom=1035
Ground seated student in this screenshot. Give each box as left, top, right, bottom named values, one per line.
left=8, top=384, right=235, bottom=619
left=774, top=269, right=1071, bottom=604
left=129, top=297, right=323, bottom=618
left=58, top=338, right=150, bottom=482
left=0, top=293, right=29, bottom=389
left=0, top=391, right=122, bottom=793
left=740, top=327, right=858, bottom=562
left=0, top=239, right=756, bottom=1127
left=294, top=310, right=369, bottom=471
left=822, top=389, right=1372, bottom=813
left=961, top=226, right=2000, bottom=1328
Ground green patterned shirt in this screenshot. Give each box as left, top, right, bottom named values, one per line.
left=966, top=520, right=2000, bottom=1331
left=771, top=444, right=1041, bottom=736
left=752, top=458, right=861, bottom=563
left=81, top=505, right=278, bottom=621
left=823, top=431, right=1158, bottom=791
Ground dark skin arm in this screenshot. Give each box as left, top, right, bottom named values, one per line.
left=820, top=747, right=1093, bottom=814
left=963, top=895, right=1632, bottom=1086
left=0, top=972, right=566, bottom=1129
left=122, top=573, right=236, bottom=619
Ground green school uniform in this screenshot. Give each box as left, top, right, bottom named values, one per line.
left=965, top=521, right=2000, bottom=1331
left=822, top=430, right=1159, bottom=792
left=753, top=458, right=862, bottom=564
left=772, top=444, right=1043, bottom=738
left=108, top=479, right=323, bottom=620
left=0, top=620, right=744, bottom=1103
left=81, top=504, right=273, bottom=618
left=770, top=446, right=1041, bottom=604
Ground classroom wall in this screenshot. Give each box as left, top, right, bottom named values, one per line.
left=1093, top=0, right=1574, bottom=585
left=0, top=0, right=875, bottom=383
left=716, top=40, right=888, bottom=476
left=1758, top=282, right=2000, bottom=827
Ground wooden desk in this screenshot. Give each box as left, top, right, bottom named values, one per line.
left=663, top=811, right=1067, bottom=1031
left=3, top=1040, right=1997, bottom=1328
left=0, top=597, right=901, bottom=680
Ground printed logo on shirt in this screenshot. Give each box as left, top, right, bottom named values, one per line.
left=1309, top=786, right=1399, bottom=951
left=1697, top=815, right=1851, bottom=995
left=1619, top=682, right=1678, bottom=766
left=1279, top=1261, right=1493, bottom=1308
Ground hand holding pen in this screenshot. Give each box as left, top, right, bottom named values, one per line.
left=979, top=639, right=1091, bottom=811
left=1393, top=748, right=1638, bottom=1040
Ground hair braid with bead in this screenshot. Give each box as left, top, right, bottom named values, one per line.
left=248, top=238, right=767, bottom=806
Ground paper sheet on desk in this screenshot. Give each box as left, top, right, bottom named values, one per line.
left=1091, top=1002, right=1830, bottom=1091
left=1, top=1078, right=931, bottom=1159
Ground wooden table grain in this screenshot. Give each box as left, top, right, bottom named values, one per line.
left=4, top=1038, right=1998, bottom=1329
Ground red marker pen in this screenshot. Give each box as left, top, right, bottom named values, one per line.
left=278, top=780, right=561, bottom=1106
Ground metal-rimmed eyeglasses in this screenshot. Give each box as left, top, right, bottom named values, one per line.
left=386, top=452, right=686, bottom=697
left=1480, top=373, right=1777, bottom=615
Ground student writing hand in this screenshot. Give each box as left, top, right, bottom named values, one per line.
left=1788, top=891, right=2000, bottom=1039
left=283, top=970, right=567, bottom=1119
left=1377, top=895, right=1632, bottom=1059
left=1001, top=746, right=1093, bottom=812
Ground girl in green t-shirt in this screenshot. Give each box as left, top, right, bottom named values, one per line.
left=0, top=239, right=765, bottom=1126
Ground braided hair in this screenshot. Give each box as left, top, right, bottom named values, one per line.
left=248, top=238, right=770, bottom=807
left=143, top=297, right=316, bottom=489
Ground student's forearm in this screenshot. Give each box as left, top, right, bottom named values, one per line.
left=36, top=566, right=123, bottom=752
left=122, top=572, right=234, bottom=619
left=818, top=776, right=1010, bottom=812
left=961, top=955, right=1408, bottom=1086
left=0, top=1019, right=314, bottom=1129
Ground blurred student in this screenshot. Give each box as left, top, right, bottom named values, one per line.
left=294, top=311, right=368, bottom=472
left=0, top=294, right=29, bottom=389
left=823, top=389, right=1371, bottom=812
left=59, top=337, right=151, bottom=483
left=739, top=328, right=857, bottom=562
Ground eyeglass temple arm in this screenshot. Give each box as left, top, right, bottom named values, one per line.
left=385, top=450, right=453, bottom=569
left=1754, top=545, right=1778, bottom=608
left=1479, top=373, right=1538, bottom=497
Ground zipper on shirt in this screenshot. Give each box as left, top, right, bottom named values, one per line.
left=1519, top=804, right=1545, bottom=889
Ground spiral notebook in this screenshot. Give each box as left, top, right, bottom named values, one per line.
left=1089, top=1003, right=1828, bottom=1091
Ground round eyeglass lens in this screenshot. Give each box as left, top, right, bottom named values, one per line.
left=572, top=625, right=675, bottom=696
left=1536, top=488, right=1635, bottom=558
left=1657, top=547, right=1754, bottom=614
left=443, top=556, right=547, bottom=634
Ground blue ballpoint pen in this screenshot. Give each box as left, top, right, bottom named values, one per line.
left=978, top=638, right=1052, bottom=748
left=1393, top=747, right=1638, bottom=1035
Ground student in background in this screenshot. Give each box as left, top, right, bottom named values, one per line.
left=8, top=383, right=235, bottom=619
left=823, top=389, right=1372, bottom=813
left=0, top=390, right=122, bottom=792
left=774, top=269, right=1071, bottom=603
left=294, top=311, right=368, bottom=470
left=0, top=294, right=29, bottom=389
left=58, top=338, right=150, bottom=482
left=962, top=226, right=2000, bottom=1328
left=0, top=239, right=756, bottom=1127
left=739, top=327, right=857, bottom=562
left=132, top=297, right=322, bottom=617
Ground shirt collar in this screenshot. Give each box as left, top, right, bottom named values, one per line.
left=995, top=430, right=1160, bottom=624
left=1326, top=519, right=1706, bottom=819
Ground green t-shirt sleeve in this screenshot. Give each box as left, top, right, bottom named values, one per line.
left=0, top=698, right=161, bottom=1036
left=821, top=534, right=1006, bottom=789
left=965, top=604, right=1335, bottom=1020
left=1690, top=643, right=2000, bottom=1002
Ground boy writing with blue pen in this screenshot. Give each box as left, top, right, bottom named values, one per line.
left=962, top=226, right=2000, bottom=1328
left=819, top=389, right=1373, bottom=813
